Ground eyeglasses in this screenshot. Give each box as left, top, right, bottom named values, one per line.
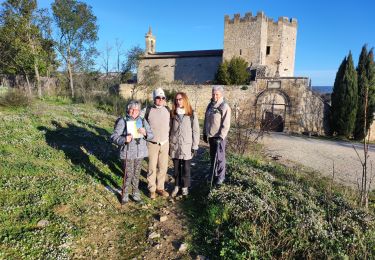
left=176, top=98, right=183, bottom=101
left=155, top=96, right=166, bottom=100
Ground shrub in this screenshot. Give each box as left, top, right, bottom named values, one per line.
left=0, top=89, right=32, bottom=107
left=215, top=57, right=249, bottom=85
left=164, top=89, right=178, bottom=102
left=198, top=155, right=375, bottom=259
left=93, top=94, right=129, bottom=116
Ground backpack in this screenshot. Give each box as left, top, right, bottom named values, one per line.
left=206, top=100, right=227, bottom=118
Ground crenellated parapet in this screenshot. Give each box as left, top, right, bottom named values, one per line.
left=225, top=11, right=297, bottom=28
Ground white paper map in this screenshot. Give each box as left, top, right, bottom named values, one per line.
left=126, top=120, right=142, bottom=139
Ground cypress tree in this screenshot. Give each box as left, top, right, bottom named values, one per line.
left=366, top=49, right=375, bottom=137
left=353, top=45, right=369, bottom=140
left=331, top=56, right=347, bottom=134
left=331, top=52, right=358, bottom=137
left=353, top=46, right=375, bottom=140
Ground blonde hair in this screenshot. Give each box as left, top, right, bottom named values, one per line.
left=172, top=92, right=193, bottom=117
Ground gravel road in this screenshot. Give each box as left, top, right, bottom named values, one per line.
left=261, top=133, right=375, bottom=189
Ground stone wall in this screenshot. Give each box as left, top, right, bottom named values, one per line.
left=223, top=12, right=264, bottom=65
left=119, top=82, right=257, bottom=118
left=266, top=18, right=297, bottom=77
left=367, top=115, right=375, bottom=141
left=119, top=77, right=327, bottom=135
left=137, top=56, right=222, bottom=84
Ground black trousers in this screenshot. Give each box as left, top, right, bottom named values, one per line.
left=173, top=159, right=191, bottom=188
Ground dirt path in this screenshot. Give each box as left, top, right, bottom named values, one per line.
left=261, top=133, right=375, bottom=188
left=141, top=143, right=209, bottom=259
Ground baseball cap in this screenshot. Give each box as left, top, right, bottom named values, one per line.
left=153, top=88, right=166, bottom=99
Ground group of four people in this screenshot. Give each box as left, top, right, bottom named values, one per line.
left=111, top=86, right=231, bottom=204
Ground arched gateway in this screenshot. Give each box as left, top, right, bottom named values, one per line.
left=255, top=89, right=290, bottom=132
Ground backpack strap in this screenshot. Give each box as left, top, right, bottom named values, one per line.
left=144, top=105, right=170, bottom=121
left=207, top=100, right=226, bottom=118
left=216, top=101, right=226, bottom=117
left=144, top=106, right=153, bottom=122
left=190, top=110, right=194, bottom=131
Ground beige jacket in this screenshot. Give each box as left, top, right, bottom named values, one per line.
left=203, top=98, right=231, bottom=139
left=169, top=112, right=200, bottom=160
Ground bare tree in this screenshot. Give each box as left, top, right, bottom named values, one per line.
left=100, top=42, right=112, bottom=76
left=133, top=65, right=164, bottom=99
left=115, top=38, right=124, bottom=73
left=353, top=81, right=374, bottom=208
left=228, top=98, right=267, bottom=155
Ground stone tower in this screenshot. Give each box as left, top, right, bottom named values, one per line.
left=223, top=11, right=297, bottom=77
left=145, top=26, right=156, bottom=54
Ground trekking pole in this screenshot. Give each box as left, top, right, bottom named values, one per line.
left=121, top=143, right=129, bottom=206
left=210, top=147, right=219, bottom=190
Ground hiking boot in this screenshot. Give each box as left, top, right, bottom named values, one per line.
left=121, top=194, right=129, bottom=204
left=132, top=193, right=142, bottom=203
left=216, top=179, right=224, bottom=186
left=150, top=192, right=156, bottom=200
left=171, top=186, right=179, bottom=198
left=182, top=187, right=188, bottom=196
left=156, top=189, right=169, bottom=198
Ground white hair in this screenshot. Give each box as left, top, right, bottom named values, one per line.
left=212, top=85, right=224, bottom=94
left=127, top=100, right=141, bottom=111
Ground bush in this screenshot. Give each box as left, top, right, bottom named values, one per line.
left=197, top=155, right=375, bottom=259
left=93, top=94, right=129, bottom=117
left=164, top=89, right=178, bottom=102
left=215, top=57, right=249, bottom=85
left=0, top=89, right=32, bottom=107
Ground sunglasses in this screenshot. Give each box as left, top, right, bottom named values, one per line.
left=176, top=98, right=183, bottom=101
left=155, top=96, right=166, bottom=100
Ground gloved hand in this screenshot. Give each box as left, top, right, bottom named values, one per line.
left=215, top=137, right=222, bottom=144
left=203, top=134, right=208, bottom=143
left=191, top=149, right=197, bottom=157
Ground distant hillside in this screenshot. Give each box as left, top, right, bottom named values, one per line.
left=312, top=86, right=333, bottom=94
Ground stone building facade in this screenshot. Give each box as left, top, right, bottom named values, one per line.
left=223, top=12, right=297, bottom=78
left=137, top=11, right=297, bottom=83
left=133, top=11, right=330, bottom=135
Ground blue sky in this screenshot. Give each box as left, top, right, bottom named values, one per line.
left=37, top=0, right=375, bottom=86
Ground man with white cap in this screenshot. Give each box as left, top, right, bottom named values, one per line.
left=142, top=88, right=170, bottom=199
left=203, top=85, right=231, bottom=185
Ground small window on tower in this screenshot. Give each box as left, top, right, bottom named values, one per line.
left=240, top=49, right=242, bottom=55
left=266, top=46, right=271, bottom=55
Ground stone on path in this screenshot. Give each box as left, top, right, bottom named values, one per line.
left=37, top=219, right=49, bottom=228
left=159, top=215, right=168, bottom=222
left=148, top=232, right=160, bottom=239
left=179, top=243, right=188, bottom=252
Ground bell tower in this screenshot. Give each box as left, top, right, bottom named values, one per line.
left=145, top=26, right=156, bottom=54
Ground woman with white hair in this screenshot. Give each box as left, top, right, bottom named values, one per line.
left=111, top=100, right=153, bottom=204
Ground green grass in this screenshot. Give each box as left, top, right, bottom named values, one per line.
left=182, top=153, right=375, bottom=259
left=0, top=98, right=164, bottom=259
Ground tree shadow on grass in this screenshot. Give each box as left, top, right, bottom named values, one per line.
left=38, top=120, right=123, bottom=200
